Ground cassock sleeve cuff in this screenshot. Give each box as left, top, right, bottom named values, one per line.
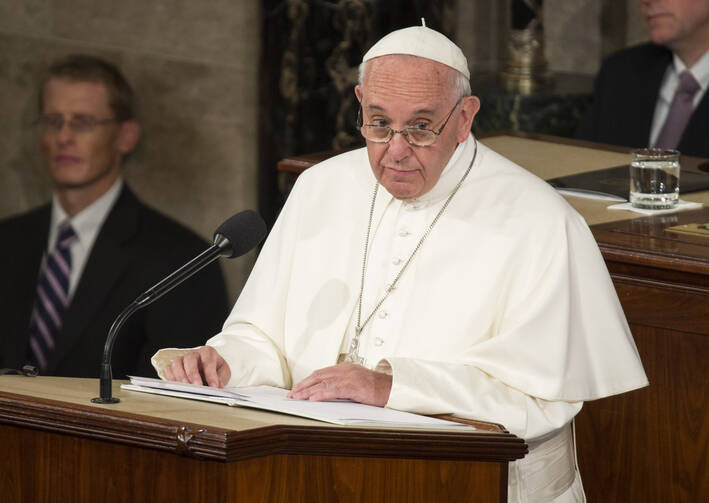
left=374, top=359, right=393, bottom=375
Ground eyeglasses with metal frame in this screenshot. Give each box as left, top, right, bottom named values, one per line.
left=357, top=98, right=462, bottom=147
left=36, top=114, right=118, bottom=135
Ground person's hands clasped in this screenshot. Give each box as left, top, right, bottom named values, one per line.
left=162, top=346, right=231, bottom=388
left=287, top=362, right=392, bottom=407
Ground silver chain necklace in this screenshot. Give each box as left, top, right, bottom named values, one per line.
left=345, top=139, right=478, bottom=365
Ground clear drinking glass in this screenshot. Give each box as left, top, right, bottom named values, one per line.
left=629, top=148, right=680, bottom=209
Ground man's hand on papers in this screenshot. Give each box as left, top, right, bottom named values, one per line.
left=162, top=346, right=231, bottom=388
left=287, top=362, right=392, bottom=407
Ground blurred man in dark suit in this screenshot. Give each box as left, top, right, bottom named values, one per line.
left=0, top=55, right=229, bottom=378
left=576, top=0, right=709, bottom=157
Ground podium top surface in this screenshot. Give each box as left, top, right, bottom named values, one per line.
left=0, top=375, right=527, bottom=462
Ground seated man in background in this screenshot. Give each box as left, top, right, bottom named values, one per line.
left=576, top=0, right=709, bottom=157
left=0, top=55, right=229, bottom=378
left=154, top=25, right=648, bottom=502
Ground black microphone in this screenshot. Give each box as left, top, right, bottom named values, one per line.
left=92, top=210, right=267, bottom=404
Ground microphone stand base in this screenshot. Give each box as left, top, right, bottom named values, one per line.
left=91, top=397, right=120, bottom=404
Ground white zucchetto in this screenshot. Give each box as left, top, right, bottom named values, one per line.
left=362, top=25, right=470, bottom=79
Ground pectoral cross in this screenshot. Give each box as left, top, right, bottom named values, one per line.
left=344, top=331, right=365, bottom=365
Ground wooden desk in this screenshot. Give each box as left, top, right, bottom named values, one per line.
left=0, top=376, right=526, bottom=502
left=581, top=209, right=709, bottom=502
left=277, top=132, right=709, bottom=501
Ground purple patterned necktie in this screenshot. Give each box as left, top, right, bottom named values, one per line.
left=27, top=221, right=77, bottom=370
left=654, top=70, right=701, bottom=149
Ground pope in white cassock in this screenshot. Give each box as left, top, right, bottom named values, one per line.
left=153, top=25, right=648, bottom=502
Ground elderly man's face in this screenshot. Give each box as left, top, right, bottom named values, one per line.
left=356, top=55, right=478, bottom=200
left=637, top=0, right=709, bottom=52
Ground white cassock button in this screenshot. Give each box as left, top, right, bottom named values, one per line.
left=392, top=257, right=402, bottom=265
left=398, top=228, right=410, bottom=237
left=378, top=310, right=388, bottom=319
left=374, top=337, right=384, bottom=347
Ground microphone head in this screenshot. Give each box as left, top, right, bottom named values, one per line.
left=213, top=210, right=267, bottom=258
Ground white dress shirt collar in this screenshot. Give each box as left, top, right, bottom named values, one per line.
left=671, top=48, right=709, bottom=94
left=49, top=178, right=123, bottom=298
left=650, top=48, right=709, bottom=146
left=50, top=178, right=124, bottom=251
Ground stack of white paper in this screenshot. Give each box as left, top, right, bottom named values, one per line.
left=121, top=376, right=472, bottom=429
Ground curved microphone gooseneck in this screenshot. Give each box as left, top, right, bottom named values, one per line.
left=92, top=210, right=267, bottom=404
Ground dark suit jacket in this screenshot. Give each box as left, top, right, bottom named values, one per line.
left=0, top=186, right=230, bottom=378
left=576, top=43, right=709, bottom=158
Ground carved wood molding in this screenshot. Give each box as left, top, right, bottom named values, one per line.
left=0, top=389, right=527, bottom=463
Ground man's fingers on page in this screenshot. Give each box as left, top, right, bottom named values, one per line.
left=168, top=357, right=189, bottom=383
left=288, top=374, right=321, bottom=398
left=289, top=376, right=314, bottom=394
left=288, top=375, right=329, bottom=400
left=196, top=346, right=225, bottom=388
left=203, top=359, right=222, bottom=388
left=182, top=351, right=206, bottom=385
left=162, top=363, right=175, bottom=381
left=290, top=365, right=335, bottom=394
left=305, top=380, right=341, bottom=402
left=216, top=358, right=231, bottom=388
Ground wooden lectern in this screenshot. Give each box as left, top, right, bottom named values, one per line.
left=0, top=376, right=527, bottom=502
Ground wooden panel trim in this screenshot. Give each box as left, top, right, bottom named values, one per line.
left=609, top=281, right=709, bottom=335
left=0, top=390, right=527, bottom=463
left=600, top=245, right=709, bottom=276
left=608, top=271, right=709, bottom=296
left=598, top=242, right=709, bottom=278
left=277, top=147, right=357, bottom=174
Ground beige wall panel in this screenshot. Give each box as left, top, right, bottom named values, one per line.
left=0, top=0, right=52, bottom=37
left=545, top=0, right=601, bottom=75
left=52, top=0, right=257, bottom=66
left=626, top=0, right=650, bottom=47
left=455, top=0, right=503, bottom=73
left=0, top=34, right=62, bottom=216
left=119, top=57, right=259, bottom=303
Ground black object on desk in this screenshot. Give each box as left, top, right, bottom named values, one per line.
left=547, top=165, right=709, bottom=200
